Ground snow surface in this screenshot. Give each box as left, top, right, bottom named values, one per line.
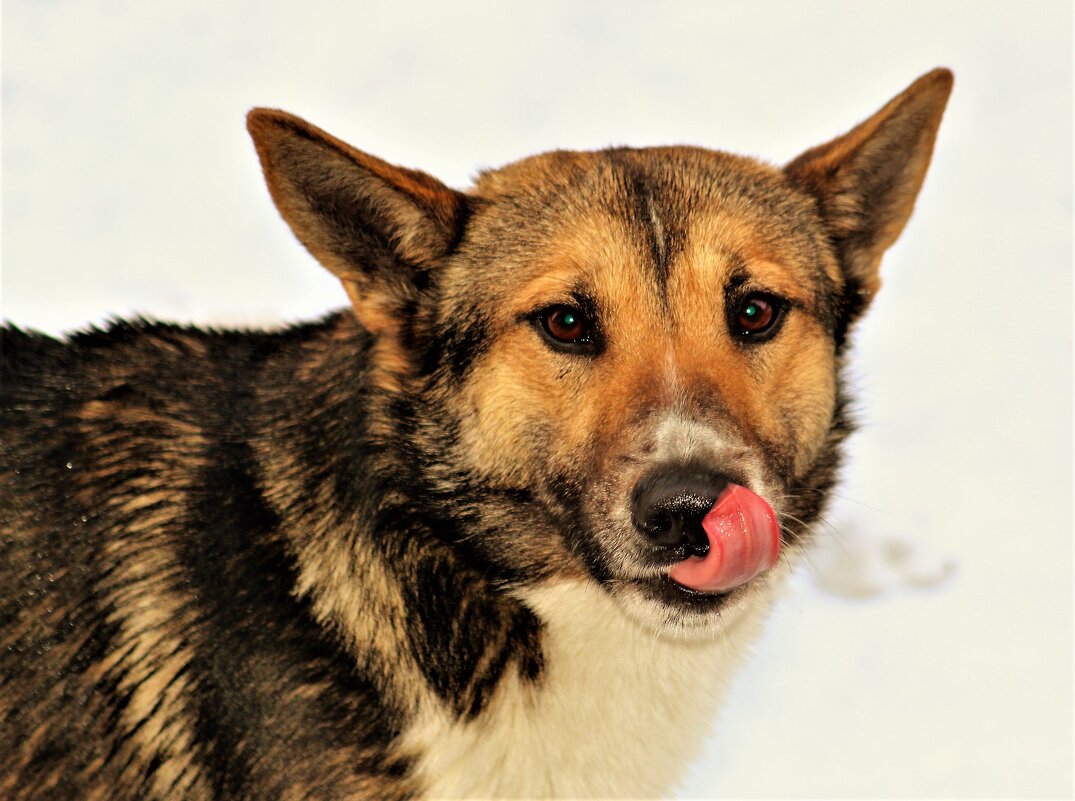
left=3, top=1, right=1072, bottom=797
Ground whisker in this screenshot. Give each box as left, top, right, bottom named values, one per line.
left=826, top=490, right=890, bottom=515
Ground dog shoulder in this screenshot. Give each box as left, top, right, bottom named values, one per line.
left=0, top=313, right=417, bottom=799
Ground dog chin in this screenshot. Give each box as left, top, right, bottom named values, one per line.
left=609, top=574, right=780, bottom=640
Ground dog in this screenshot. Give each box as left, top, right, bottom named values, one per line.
left=0, top=69, right=951, bottom=799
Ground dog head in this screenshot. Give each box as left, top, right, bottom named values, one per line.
left=248, top=69, right=951, bottom=637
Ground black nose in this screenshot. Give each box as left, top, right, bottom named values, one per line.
left=631, top=466, right=732, bottom=556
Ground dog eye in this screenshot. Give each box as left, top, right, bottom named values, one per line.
left=541, top=306, right=592, bottom=344
left=729, top=293, right=786, bottom=341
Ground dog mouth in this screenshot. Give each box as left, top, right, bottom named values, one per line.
left=614, top=482, right=782, bottom=616
left=663, top=483, right=781, bottom=594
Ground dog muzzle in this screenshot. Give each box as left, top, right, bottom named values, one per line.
left=667, top=484, right=781, bottom=593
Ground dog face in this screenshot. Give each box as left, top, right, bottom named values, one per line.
left=248, top=70, right=951, bottom=636
left=430, top=149, right=843, bottom=632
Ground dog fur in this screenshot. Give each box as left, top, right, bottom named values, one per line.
left=0, top=69, right=951, bottom=799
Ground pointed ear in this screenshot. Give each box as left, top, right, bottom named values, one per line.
left=246, top=109, right=467, bottom=336
left=785, top=68, right=953, bottom=305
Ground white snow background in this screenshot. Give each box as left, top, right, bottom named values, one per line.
left=3, top=1, right=1072, bottom=797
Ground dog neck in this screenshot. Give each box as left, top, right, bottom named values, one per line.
left=400, top=577, right=779, bottom=799
left=250, top=311, right=546, bottom=717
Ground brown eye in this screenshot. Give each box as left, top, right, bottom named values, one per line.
left=730, top=293, right=786, bottom=341
left=532, top=303, right=601, bottom=356
left=542, top=306, right=591, bottom=343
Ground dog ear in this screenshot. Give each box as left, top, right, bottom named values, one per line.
left=246, top=109, right=467, bottom=337
left=785, top=68, right=953, bottom=308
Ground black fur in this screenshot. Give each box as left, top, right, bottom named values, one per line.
left=0, top=316, right=540, bottom=798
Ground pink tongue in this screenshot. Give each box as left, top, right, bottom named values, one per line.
left=667, top=484, right=781, bottom=593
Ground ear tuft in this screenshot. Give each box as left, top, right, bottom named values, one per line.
left=785, top=69, right=953, bottom=301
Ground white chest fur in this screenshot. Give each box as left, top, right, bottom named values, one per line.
left=403, top=579, right=777, bottom=799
